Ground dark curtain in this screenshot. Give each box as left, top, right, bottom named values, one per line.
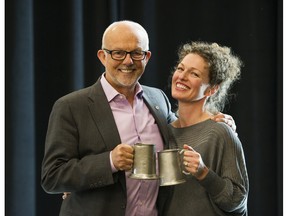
left=5, top=0, right=283, bottom=215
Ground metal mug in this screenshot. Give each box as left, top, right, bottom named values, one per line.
left=157, top=149, right=186, bottom=186
left=129, top=143, right=159, bottom=180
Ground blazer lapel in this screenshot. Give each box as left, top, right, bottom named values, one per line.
left=87, top=81, right=121, bottom=151
left=87, top=80, right=127, bottom=195
left=142, top=90, right=170, bottom=148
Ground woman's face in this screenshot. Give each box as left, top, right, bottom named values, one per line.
left=171, top=53, right=211, bottom=103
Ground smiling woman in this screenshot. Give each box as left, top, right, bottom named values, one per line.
left=173, top=42, right=242, bottom=116
left=161, top=41, right=249, bottom=216
left=172, top=53, right=212, bottom=103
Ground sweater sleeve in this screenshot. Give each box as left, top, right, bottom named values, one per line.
left=198, top=123, right=249, bottom=215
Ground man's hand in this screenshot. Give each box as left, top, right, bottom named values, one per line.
left=211, top=112, right=237, bottom=133
left=111, top=144, right=134, bottom=171
left=62, top=192, right=71, bottom=200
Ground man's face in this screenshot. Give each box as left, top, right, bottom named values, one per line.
left=97, top=24, right=151, bottom=94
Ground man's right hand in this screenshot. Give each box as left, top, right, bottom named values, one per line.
left=111, top=144, right=134, bottom=171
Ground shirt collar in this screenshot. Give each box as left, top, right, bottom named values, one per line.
left=100, top=73, right=143, bottom=102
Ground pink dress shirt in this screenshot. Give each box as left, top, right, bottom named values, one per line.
left=101, top=74, right=164, bottom=216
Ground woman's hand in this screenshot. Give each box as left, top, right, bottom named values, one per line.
left=182, top=144, right=208, bottom=180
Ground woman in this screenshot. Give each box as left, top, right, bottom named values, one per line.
left=165, top=41, right=249, bottom=216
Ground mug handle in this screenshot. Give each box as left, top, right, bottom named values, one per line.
left=179, top=149, right=190, bottom=175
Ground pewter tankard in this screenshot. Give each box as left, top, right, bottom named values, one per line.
left=129, top=143, right=158, bottom=180
left=158, top=149, right=186, bottom=186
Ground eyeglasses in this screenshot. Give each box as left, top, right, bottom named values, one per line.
left=103, top=48, right=148, bottom=61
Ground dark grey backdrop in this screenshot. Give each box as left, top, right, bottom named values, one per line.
left=5, top=0, right=283, bottom=215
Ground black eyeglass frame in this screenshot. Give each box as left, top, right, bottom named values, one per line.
left=103, top=48, right=148, bottom=61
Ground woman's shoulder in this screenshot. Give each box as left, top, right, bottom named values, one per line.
left=209, top=120, right=235, bottom=135
left=209, top=120, right=243, bottom=150
left=206, top=120, right=240, bottom=144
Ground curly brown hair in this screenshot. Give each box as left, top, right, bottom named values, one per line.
left=174, top=41, right=243, bottom=114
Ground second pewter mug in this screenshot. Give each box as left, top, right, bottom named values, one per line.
left=129, top=143, right=159, bottom=180
left=157, top=149, right=186, bottom=186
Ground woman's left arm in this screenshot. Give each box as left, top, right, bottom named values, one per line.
left=197, top=125, right=249, bottom=215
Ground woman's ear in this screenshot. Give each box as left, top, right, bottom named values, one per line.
left=205, top=85, right=219, bottom=96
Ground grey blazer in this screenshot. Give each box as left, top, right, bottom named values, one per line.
left=41, top=79, right=176, bottom=216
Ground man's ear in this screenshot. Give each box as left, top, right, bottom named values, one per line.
left=97, top=50, right=106, bottom=66
left=205, top=85, right=219, bottom=96
left=143, top=51, right=152, bottom=65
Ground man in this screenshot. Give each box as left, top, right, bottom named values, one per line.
left=41, top=20, right=235, bottom=216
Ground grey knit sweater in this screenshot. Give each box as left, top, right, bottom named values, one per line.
left=165, top=119, right=249, bottom=216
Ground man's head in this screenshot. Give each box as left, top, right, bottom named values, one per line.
left=97, top=20, right=151, bottom=95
